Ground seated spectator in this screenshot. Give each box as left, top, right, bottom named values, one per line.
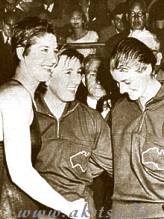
left=99, top=2, right=127, bottom=42
left=127, top=0, right=163, bottom=72
left=101, top=0, right=159, bottom=65
left=66, top=8, right=99, bottom=57
left=0, top=0, right=31, bottom=20
left=127, top=0, right=159, bottom=49
left=78, top=0, right=109, bottom=32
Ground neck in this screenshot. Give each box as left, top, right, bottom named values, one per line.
left=139, top=77, right=161, bottom=109
left=87, top=95, right=97, bottom=109
left=88, top=94, right=100, bottom=101
left=13, top=64, right=39, bottom=99
left=73, top=28, right=87, bottom=39
left=44, top=88, right=66, bottom=119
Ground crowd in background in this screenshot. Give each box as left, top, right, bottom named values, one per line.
left=0, top=0, right=164, bottom=219
left=0, top=0, right=164, bottom=83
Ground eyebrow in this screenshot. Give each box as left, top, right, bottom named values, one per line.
left=63, top=67, right=72, bottom=71
left=120, top=79, right=130, bottom=82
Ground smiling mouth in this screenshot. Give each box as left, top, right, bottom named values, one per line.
left=73, top=23, right=80, bottom=25
left=68, top=88, right=77, bottom=92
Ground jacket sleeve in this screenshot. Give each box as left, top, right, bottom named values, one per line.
left=88, top=114, right=113, bottom=178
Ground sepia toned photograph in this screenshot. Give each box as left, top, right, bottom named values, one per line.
left=0, top=0, right=164, bottom=219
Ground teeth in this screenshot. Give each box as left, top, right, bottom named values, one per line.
left=68, top=88, right=76, bottom=91
left=43, top=66, right=53, bottom=71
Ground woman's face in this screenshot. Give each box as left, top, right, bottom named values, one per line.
left=111, top=65, right=151, bottom=101
left=49, top=55, right=82, bottom=103
left=22, top=33, right=58, bottom=82
left=70, top=11, right=84, bottom=29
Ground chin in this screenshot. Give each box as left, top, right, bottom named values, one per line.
left=63, top=96, right=75, bottom=102
left=128, top=94, right=139, bottom=101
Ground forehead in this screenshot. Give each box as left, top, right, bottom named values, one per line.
left=86, top=59, right=101, bottom=70
left=32, top=33, right=57, bottom=48
left=58, top=55, right=81, bottom=68
left=115, top=14, right=124, bottom=19
left=111, top=68, right=141, bottom=82
left=130, top=2, right=144, bottom=11
left=71, top=11, right=82, bottom=17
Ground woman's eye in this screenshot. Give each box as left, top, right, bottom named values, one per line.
left=77, top=70, right=82, bottom=75
left=54, top=49, right=58, bottom=54
left=89, top=73, right=96, bottom=77
left=65, top=71, right=71, bottom=75
left=125, top=81, right=130, bottom=85
left=41, top=48, right=48, bottom=53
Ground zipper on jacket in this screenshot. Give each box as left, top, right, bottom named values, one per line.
left=138, top=111, right=146, bottom=132
left=56, top=119, right=60, bottom=138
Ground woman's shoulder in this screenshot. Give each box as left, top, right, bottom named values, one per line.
left=86, top=30, right=99, bottom=40
left=0, top=81, right=32, bottom=109
left=67, top=30, right=99, bottom=42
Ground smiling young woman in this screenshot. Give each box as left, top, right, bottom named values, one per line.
left=0, top=17, right=88, bottom=219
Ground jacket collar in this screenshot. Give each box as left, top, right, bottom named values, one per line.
left=142, top=82, right=164, bottom=110
left=36, top=93, right=79, bottom=119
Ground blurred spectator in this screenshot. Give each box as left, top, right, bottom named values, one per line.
left=76, top=54, right=112, bottom=120
left=15, top=0, right=39, bottom=17
left=0, top=0, right=40, bottom=20
left=42, top=0, right=56, bottom=13
left=149, top=0, right=164, bottom=55
left=35, top=0, right=78, bottom=21
left=99, top=2, right=127, bottom=42
left=127, top=0, right=162, bottom=67
left=148, top=1, right=164, bottom=81
left=0, top=12, right=18, bottom=84
left=0, top=0, right=23, bottom=20
left=107, top=0, right=127, bottom=12
left=0, top=11, right=16, bottom=44
left=0, top=0, right=19, bottom=13
left=100, top=0, right=160, bottom=63
left=66, top=8, right=99, bottom=57
left=78, top=0, right=109, bottom=32
left=127, top=0, right=148, bottom=31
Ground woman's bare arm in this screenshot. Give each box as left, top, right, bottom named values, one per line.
left=0, top=86, right=88, bottom=217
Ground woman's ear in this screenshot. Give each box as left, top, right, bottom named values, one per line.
left=16, top=47, right=25, bottom=61
left=81, top=74, right=86, bottom=86
left=145, top=64, right=153, bottom=75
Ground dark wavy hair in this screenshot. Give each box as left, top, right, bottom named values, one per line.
left=70, top=8, right=88, bottom=29
left=11, top=16, right=56, bottom=65
left=35, top=49, right=84, bottom=96
left=59, top=48, right=84, bottom=65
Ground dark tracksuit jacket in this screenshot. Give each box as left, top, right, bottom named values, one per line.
left=111, top=83, right=164, bottom=219
left=35, top=96, right=113, bottom=218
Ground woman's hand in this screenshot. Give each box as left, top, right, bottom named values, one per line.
left=66, top=199, right=90, bottom=219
